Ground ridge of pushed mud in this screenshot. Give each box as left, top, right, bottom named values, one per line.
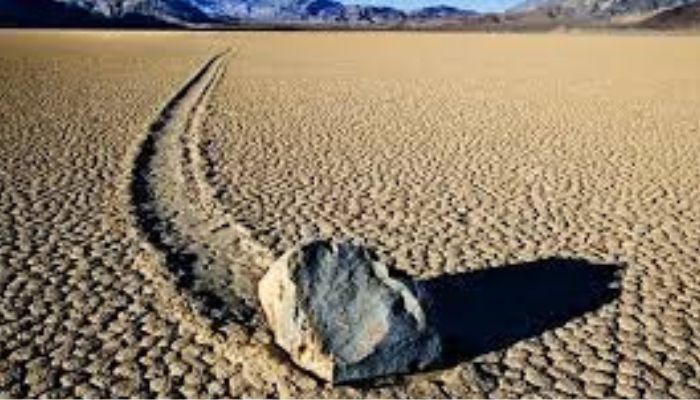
left=129, top=51, right=274, bottom=330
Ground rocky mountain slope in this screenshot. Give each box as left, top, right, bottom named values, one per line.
left=638, top=0, right=700, bottom=27
left=509, top=0, right=699, bottom=19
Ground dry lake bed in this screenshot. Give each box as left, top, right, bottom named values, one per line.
left=1, top=30, right=700, bottom=398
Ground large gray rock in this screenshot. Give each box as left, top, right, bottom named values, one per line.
left=258, top=239, right=441, bottom=383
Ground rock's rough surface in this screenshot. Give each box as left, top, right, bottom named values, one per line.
left=258, top=239, right=441, bottom=383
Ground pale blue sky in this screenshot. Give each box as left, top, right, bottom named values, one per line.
left=343, top=0, right=520, bottom=12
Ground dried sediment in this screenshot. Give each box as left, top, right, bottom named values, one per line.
left=2, top=31, right=700, bottom=398
left=130, top=49, right=273, bottom=329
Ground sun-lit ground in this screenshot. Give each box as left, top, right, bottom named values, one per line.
left=1, top=30, right=700, bottom=398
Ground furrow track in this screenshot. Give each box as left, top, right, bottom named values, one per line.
left=129, top=51, right=274, bottom=330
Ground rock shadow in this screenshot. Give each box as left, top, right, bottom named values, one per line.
left=416, top=257, right=622, bottom=366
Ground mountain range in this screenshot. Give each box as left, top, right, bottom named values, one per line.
left=0, top=0, right=698, bottom=27
left=0, top=0, right=478, bottom=27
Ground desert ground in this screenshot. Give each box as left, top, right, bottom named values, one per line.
left=1, top=30, right=700, bottom=398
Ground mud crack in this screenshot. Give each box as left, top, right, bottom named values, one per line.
left=130, top=51, right=273, bottom=330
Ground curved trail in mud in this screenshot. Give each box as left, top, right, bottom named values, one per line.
left=130, top=51, right=274, bottom=329
left=127, top=50, right=622, bottom=379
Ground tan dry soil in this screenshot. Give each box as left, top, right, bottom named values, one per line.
left=2, top=30, right=700, bottom=398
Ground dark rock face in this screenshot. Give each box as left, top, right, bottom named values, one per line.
left=409, top=5, right=478, bottom=19
left=303, top=0, right=346, bottom=19
left=345, top=5, right=407, bottom=23
left=258, top=240, right=441, bottom=383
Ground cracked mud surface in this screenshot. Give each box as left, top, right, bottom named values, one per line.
left=2, top=31, right=700, bottom=398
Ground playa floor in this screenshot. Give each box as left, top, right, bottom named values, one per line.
left=1, top=30, right=700, bottom=397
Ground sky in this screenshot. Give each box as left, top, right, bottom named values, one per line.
left=343, top=0, right=521, bottom=12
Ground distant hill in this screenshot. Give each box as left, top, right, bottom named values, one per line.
left=0, top=0, right=212, bottom=27
left=638, top=1, right=700, bottom=28
left=0, top=0, right=101, bottom=27
left=508, top=0, right=699, bottom=20
left=409, top=5, right=478, bottom=19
